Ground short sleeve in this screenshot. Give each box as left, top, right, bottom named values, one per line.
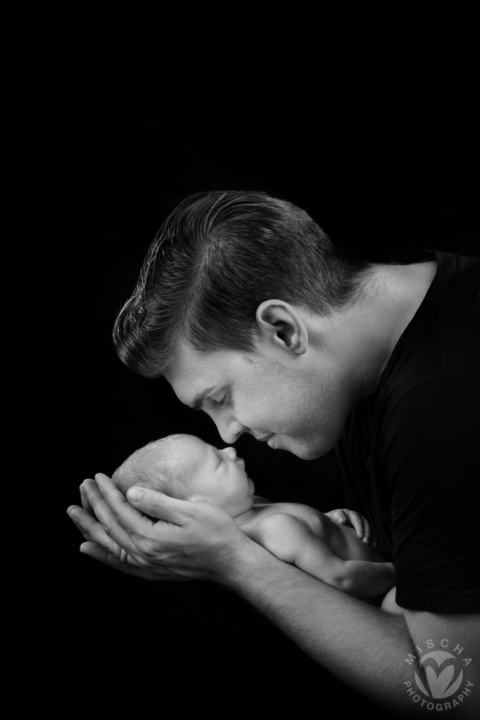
left=384, top=375, right=480, bottom=613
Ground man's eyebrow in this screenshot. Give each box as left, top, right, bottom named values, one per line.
left=191, top=386, right=215, bottom=411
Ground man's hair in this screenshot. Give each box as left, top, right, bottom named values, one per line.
left=112, top=436, right=192, bottom=499
left=113, top=190, right=371, bottom=377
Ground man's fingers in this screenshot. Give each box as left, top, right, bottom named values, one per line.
left=79, top=482, right=96, bottom=518
left=90, top=475, right=202, bottom=556
left=68, top=505, right=122, bottom=556
left=93, top=474, right=160, bottom=537
left=79, top=542, right=188, bottom=582
left=79, top=542, right=153, bottom=578
left=81, top=478, right=140, bottom=552
left=126, top=485, right=206, bottom=525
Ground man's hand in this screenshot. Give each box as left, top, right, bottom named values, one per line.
left=325, top=508, right=377, bottom=547
left=67, top=473, right=249, bottom=582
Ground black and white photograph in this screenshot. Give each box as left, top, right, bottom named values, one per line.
left=8, top=2, right=479, bottom=717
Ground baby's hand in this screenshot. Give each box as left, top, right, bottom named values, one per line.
left=325, top=508, right=377, bottom=547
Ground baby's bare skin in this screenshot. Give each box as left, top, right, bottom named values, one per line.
left=231, top=497, right=395, bottom=599
left=110, top=436, right=396, bottom=601
left=237, top=498, right=386, bottom=564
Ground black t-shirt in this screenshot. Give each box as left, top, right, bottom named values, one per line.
left=336, top=251, right=480, bottom=613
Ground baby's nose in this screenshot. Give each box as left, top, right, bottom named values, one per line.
left=225, top=446, right=237, bottom=459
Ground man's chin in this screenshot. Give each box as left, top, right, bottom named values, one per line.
left=298, top=447, right=328, bottom=461
left=300, top=437, right=338, bottom=460
left=274, top=436, right=328, bottom=461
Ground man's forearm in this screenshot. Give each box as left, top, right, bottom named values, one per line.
left=73, top=478, right=478, bottom=717
left=221, top=541, right=421, bottom=717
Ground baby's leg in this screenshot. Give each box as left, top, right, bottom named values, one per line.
left=317, top=513, right=387, bottom=563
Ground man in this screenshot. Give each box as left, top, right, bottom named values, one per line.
left=68, top=191, right=480, bottom=717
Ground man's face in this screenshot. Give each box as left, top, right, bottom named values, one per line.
left=165, top=337, right=356, bottom=460
left=176, top=434, right=255, bottom=516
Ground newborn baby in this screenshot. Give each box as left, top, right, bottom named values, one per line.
left=112, top=434, right=396, bottom=599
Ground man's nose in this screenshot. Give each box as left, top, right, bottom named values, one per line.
left=217, top=416, right=245, bottom=445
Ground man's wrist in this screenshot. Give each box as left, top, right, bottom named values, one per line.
left=212, top=531, right=276, bottom=588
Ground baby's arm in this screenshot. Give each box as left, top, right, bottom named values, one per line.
left=254, top=513, right=395, bottom=598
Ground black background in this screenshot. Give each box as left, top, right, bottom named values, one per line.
left=7, top=2, right=479, bottom=717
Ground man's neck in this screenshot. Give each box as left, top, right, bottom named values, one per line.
left=371, top=259, right=436, bottom=389
left=377, top=259, right=436, bottom=355
left=332, top=259, right=437, bottom=399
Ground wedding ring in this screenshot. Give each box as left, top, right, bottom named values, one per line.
left=119, top=548, right=128, bottom=564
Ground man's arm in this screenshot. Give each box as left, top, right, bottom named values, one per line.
left=68, top=475, right=479, bottom=718
left=225, top=538, right=479, bottom=718
left=251, top=512, right=395, bottom=598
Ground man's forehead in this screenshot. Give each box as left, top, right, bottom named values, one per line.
left=168, top=341, right=260, bottom=374
left=165, top=349, right=221, bottom=399
left=167, top=343, right=214, bottom=373
left=165, top=345, right=229, bottom=390
left=165, top=343, right=261, bottom=404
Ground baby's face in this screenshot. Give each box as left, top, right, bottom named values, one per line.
left=176, top=434, right=255, bottom=516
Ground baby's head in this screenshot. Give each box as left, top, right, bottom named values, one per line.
left=112, top=434, right=255, bottom=516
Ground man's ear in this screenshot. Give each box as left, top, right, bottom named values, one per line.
left=255, top=300, right=308, bottom=355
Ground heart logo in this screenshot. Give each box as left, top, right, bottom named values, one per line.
left=414, top=651, right=464, bottom=699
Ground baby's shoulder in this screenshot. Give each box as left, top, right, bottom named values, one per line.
left=251, top=500, right=325, bottom=535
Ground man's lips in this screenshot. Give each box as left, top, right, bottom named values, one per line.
left=256, top=433, right=274, bottom=442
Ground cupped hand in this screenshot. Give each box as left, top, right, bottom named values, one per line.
left=325, top=508, right=378, bottom=547
left=67, top=473, right=248, bottom=582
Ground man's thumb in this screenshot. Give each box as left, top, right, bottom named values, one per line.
left=127, top=487, right=145, bottom=503
left=125, top=485, right=191, bottom=524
